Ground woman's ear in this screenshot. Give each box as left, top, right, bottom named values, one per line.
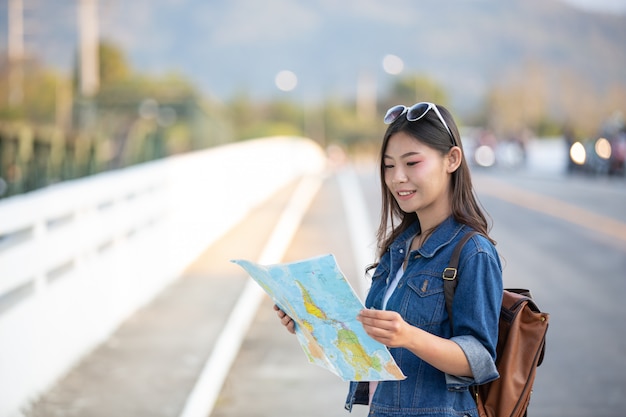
left=446, top=146, right=463, bottom=173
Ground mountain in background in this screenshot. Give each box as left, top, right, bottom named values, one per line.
left=1, top=0, right=625, bottom=116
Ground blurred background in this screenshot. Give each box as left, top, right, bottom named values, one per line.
left=0, top=1, right=625, bottom=417
left=0, top=0, right=624, bottom=197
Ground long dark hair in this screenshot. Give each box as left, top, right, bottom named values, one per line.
left=375, top=104, right=494, bottom=258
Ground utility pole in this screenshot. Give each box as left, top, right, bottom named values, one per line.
left=78, top=0, right=99, bottom=97
left=8, top=0, right=24, bottom=106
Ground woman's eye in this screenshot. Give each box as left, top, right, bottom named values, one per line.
left=407, top=161, right=419, bottom=166
left=383, top=164, right=394, bottom=169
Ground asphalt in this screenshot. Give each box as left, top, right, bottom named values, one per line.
left=210, top=172, right=370, bottom=417
left=23, top=173, right=369, bottom=417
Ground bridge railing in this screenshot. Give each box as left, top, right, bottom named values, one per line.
left=0, top=136, right=327, bottom=417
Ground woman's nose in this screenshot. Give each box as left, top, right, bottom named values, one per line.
left=392, top=169, right=407, bottom=183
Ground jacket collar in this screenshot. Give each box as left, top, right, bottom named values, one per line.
left=391, top=216, right=467, bottom=259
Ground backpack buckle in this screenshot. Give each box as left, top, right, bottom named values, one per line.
left=443, top=267, right=457, bottom=280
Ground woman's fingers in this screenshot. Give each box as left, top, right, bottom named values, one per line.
left=358, top=309, right=399, bottom=329
left=274, top=304, right=296, bottom=334
left=357, top=309, right=406, bottom=346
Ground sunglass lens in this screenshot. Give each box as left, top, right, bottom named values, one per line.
left=384, top=105, right=407, bottom=124
left=406, top=102, right=430, bottom=122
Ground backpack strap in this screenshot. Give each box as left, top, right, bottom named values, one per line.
left=443, top=231, right=479, bottom=331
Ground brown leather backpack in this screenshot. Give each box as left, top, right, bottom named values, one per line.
left=443, top=232, right=550, bottom=417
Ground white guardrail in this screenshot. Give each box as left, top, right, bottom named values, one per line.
left=0, top=136, right=327, bottom=417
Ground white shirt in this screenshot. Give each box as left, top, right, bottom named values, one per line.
left=370, top=264, right=406, bottom=404
left=382, top=265, right=405, bottom=310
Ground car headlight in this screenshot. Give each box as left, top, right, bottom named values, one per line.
left=570, top=142, right=586, bottom=165
left=595, top=138, right=612, bottom=160
left=475, top=145, right=496, bottom=167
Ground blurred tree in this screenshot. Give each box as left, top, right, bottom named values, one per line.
left=380, top=75, right=450, bottom=112
left=0, top=58, right=62, bottom=125
left=0, top=43, right=231, bottom=199
left=228, top=91, right=255, bottom=134
left=268, top=100, right=301, bottom=125
left=480, top=60, right=626, bottom=139
left=22, top=69, right=59, bottom=124
left=99, top=41, right=131, bottom=86
left=93, top=73, right=226, bottom=165
left=322, top=98, right=380, bottom=151
left=228, top=96, right=304, bottom=141
left=558, top=72, right=626, bottom=138
left=483, top=60, right=549, bottom=137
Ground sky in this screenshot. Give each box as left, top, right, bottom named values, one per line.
left=563, top=0, right=626, bottom=13
left=0, top=0, right=624, bottom=107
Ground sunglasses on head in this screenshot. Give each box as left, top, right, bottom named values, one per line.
left=384, top=102, right=456, bottom=146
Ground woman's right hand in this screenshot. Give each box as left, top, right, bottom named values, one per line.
left=273, top=304, right=296, bottom=334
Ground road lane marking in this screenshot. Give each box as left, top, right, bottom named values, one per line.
left=475, top=175, right=626, bottom=244
left=178, top=174, right=324, bottom=417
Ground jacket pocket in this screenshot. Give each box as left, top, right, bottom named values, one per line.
left=403, top=273, right=446, bottom=328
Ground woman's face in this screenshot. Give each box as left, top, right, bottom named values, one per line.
left=383, top=131, right=454, bottom=222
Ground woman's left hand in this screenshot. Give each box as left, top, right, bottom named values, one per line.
left=358, top=308, right=473, bottom=376
left=357, top=309, right=412, bottom=348
left=274, top=304, right=296, bottom=334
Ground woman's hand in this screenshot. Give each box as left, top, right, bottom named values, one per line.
left=358, top=308, right=473, bottom=377
left=357, top=308, right=412, bottom=348
left=274, top=304, right=296, bottom=334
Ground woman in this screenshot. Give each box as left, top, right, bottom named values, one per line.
left=276, top=102, right=503, bottom=416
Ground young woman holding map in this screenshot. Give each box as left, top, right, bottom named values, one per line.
left=276, top=102, right=503, bottom=417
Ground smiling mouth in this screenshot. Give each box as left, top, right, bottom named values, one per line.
left=397, top=191, right=415, bottom=197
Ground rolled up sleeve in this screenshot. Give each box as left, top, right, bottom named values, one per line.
left=445, top=335, right=499, bottom=390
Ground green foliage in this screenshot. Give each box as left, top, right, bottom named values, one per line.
left=322, top=99, right=381, bottom=148
left=238, top=121, right=302, bottom=140
left=3, top=29, right=626, bottom=200
left=227, top=96, right=305, bottom=141
left=23, top=70, right=59, bottom=123
left=0, top=61, right=62, bottom=125
left=481, top=60, right=626, bottom=138
left=384, top=75, right=450, bottom=109
left=224, top=74, right=452, bottom=152
left=0, top=42, right=233, bottom=199
left=99, top=41, right=132, bottom=86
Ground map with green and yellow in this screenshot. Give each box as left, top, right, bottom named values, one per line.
left=232, top=254, right=405, bottom=382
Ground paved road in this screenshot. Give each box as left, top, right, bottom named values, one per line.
left=211, top=171, right=370, bottom=417
left=24, top=162, right=626, bottom=417
left=212, top=166, right=626, bottom=417
left=472, top=171, right=626, bottom=417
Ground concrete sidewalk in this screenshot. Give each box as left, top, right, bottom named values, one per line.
left=210, top=172, right=370, bottom=417
left=24, top=180, right=301, bottom=417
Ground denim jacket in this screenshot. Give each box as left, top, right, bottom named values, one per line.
left=345, top=216, right=503, bottom=416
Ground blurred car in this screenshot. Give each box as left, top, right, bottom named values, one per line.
left=568, top=134, right=625, bottom=176
left=463, top=128, right=527, bottom=170
left=608, top=133, right=626, bottom=176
